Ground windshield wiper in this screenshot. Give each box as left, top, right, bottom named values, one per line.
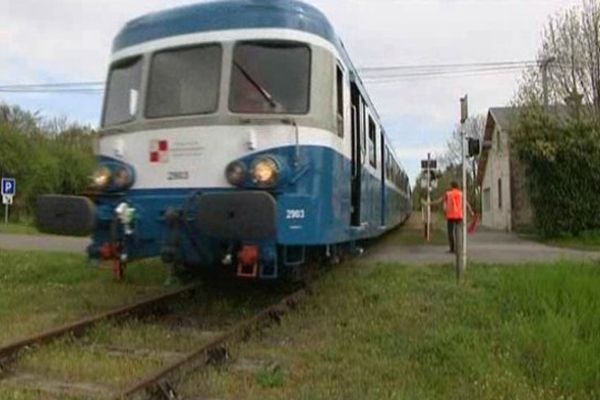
left=233, top=61, right=277, bottom=109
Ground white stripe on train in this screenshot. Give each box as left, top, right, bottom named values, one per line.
left=111, top=28, right=340, bottom=62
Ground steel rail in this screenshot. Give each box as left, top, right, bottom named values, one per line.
left=0, top=283, right=200, bottom=364
left=119, top=288, right=308, bottom=400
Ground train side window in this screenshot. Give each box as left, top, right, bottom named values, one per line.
left=336, top=64, right=344, bottom=138
left=361, top=101, right=367, bottom=154
left=384, top=148, right=388, bottom=179
left=368, top=117, right=376, bottom=168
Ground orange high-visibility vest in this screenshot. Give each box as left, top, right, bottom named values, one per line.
left=445, top=189, right=464, bottom=220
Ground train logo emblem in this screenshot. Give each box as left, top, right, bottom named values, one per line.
left=149, top=140, right=169, bottom=163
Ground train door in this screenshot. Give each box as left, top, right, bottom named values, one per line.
left=350, top=83, right=362, bottom=227
left=380, top=134, right=386, bottom=228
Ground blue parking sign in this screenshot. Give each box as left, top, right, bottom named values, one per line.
left=1, top=178, right=16, bottom=196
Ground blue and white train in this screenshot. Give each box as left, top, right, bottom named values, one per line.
left=37, top=0, right=411, bottom=280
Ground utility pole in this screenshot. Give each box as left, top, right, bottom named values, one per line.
left=426, top=152, right=431, bottom=242
left=458, top=95, right=468, bottom=282
left=540, top=56, right=556, bottom=112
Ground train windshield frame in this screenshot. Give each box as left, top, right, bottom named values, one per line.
left=102, top=56, right=143, bottom=127
left=229, top=40, right=311, bottom=115
left=146, top=44, right=222, bottom=119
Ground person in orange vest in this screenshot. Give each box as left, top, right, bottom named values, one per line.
left=428, top=181, right=474, bottom=253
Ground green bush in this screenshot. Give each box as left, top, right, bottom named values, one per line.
left=512, top=106, right=600, bottom=237
left=0, top=104, right=95, bottom=221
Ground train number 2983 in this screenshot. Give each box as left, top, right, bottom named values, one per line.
left=286, top=209, right=305, bottom=220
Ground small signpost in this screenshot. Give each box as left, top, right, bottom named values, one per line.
left=1, top=178, right=16, bottom=224
left=458, top=95, right=469, bottom=282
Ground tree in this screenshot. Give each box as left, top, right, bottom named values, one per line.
left=520, top=0, right=600, bottom=112
left=512, top=0, right=600, bottom=237
left=0, top=102, right=96, bottom=221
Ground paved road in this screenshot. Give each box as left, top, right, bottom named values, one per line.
left=365, top=228, right=600, bottom=265
left=1, top=228, right=599, bottom=265
left=0, top=233, right=89, bottom=253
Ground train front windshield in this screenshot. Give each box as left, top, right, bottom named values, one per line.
left=229, top=41, right=310, bottom=114
left=102, top=40, right=311, bottom=127
left=103, top=57, right=143, bottom=126
left=147, top=45, right=222, bottom=118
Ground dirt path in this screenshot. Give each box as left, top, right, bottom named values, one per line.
left=365, top=216, right=600, bottom=265
left=1, top=219, right=599, bottom=266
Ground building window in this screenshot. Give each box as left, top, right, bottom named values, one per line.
left=498, top=178, right=502, bottom=209
left=496, top=128, right=502, bottom=153
left=483, top=188, right=491, bottom=212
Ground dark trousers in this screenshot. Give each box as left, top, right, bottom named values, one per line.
left=447, top=219, right=463, bottom=252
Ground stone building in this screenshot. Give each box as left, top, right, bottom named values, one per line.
left=477, top=107, right=533, bottom=232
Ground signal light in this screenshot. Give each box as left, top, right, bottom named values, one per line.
left=468, top=138, right=481, bottom=157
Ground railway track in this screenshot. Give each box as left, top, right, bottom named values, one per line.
left=121, top=288, right=307, bottom=400
left=0, top=284, right=201, bottom=366
left=0, top=282, right=308, bottom=400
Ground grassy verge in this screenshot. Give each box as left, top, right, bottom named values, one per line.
left=378, top=212, right=448, bottom=247
left=184, top=261, right=600, bottom=400
left=543, top=231, right=600, bottom=251
left=0, top=222, right=40, bottom=235
left=0, top=250, right=168, bottom=345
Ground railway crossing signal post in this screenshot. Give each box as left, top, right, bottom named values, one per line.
left=1, top=178, right=16, bottom=224
left=421, top=155, right=437, bottom=241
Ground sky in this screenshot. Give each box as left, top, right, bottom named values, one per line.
left=0, top=0, right=582, bottom=180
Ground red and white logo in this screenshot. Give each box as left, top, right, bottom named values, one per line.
left=149, top=140, right=169, bottom=163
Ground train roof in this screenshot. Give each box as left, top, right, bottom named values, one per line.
left=113, top=1, right=371, bottom=102
left=112, top=0, right=336, bottom=53
left=112, top=0, right=404, bottom=170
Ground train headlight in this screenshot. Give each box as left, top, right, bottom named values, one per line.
left=225, top=161, right=247, bottom=186
left=251, top=157, right=279, bottom=187
left=113, top=166, right=134, bottom=189
left=91, top=166, right=112, bottom=189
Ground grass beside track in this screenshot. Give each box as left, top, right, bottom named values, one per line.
left=186, top=261, right=600, bottom=400
left=543, top=231, right=600, bottom=251
left=379, top=212, right=448, bottom=247
left=0, top=250, right=168, bottom=346
left=0, top=249, right=299, bottom=399
left=0, top=222, right=40, bottom=235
